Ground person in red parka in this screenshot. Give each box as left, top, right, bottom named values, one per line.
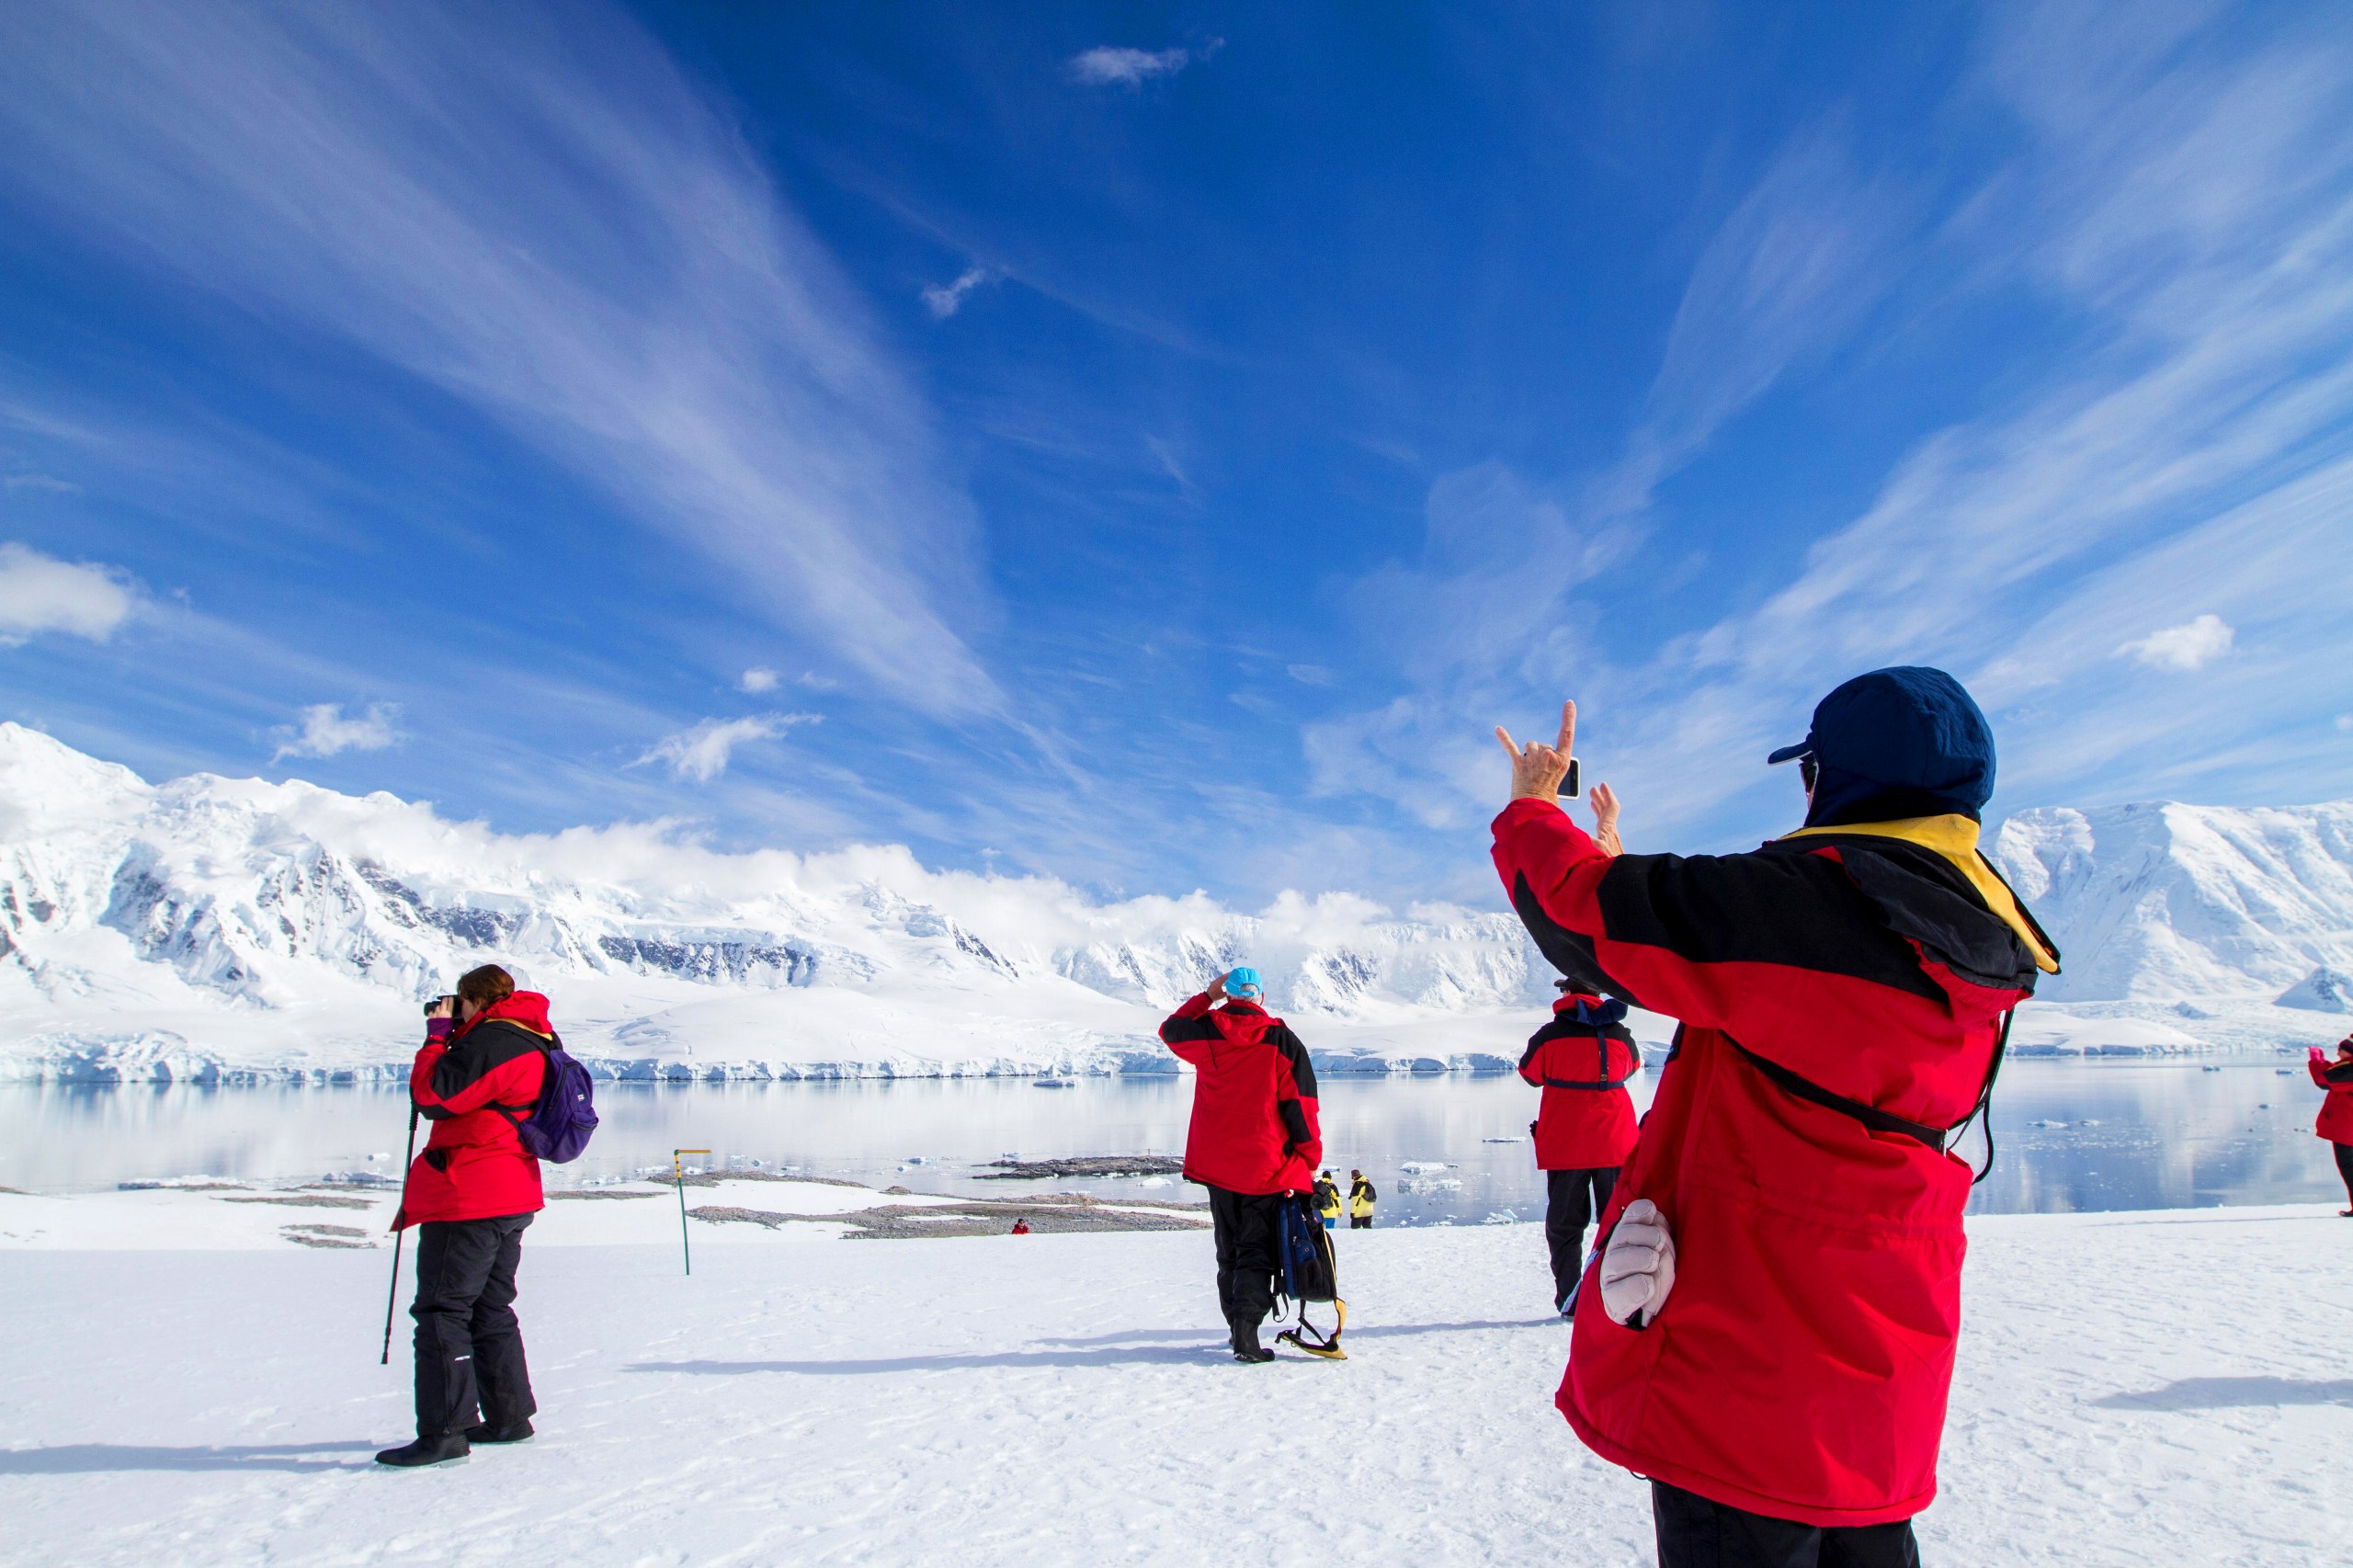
left=2307, top=1037, right=2353, bottom=1214
left=1493, top=669, right=2058, bottom=1568
left=1160, top=966, right=1322, bottom=1363
left=375, top=963, right=551, bottom=1468
left=1521, top=983, right=1642, bottom=1316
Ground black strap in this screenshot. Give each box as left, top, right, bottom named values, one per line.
left=1728, top=1012, right=2014, bottom=1167
left=1729, top=1040, right=1952, bottom=1151
left=1947, top=1009, right=2014, bottom=1186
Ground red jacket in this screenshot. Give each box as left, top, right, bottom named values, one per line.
left=2312, top=1051, right=2353, bottom=1143
left=1160, top=994, right=1322, bottom=1194
left=1520, top=994, right=1641, bottom=1171
left=1494, top=799, right=2055, bottom=1528
left=393, top=993, right=552, bottom=1230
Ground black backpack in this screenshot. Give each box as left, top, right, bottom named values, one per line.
left=1273, top=1193, right=1347, bottom=1360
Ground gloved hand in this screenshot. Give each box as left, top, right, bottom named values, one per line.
left=1598, top=1199, right=1676, bottom=1329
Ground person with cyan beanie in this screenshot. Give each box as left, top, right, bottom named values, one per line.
left=1492, top=668, right=2059, bottom=1568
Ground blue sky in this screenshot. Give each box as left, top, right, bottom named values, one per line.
left=0, top=1, right=2347, bottom=903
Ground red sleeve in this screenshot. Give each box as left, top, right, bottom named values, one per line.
left=1517, top=1035, right=1551, bottom=1087
left=1491, top=797, right=1745, bottom=1031
left=2313, top=1059, right=2334, bottom=1090
left=1159, top=993, right=1218, bottom=1064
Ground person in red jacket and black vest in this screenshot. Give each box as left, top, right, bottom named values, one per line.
left=1493, top=668, right=2058, bottom=1568
left=375, top=964, right=551, bottom=1468
left=1520, top=984, right=1642, bottom=1316
left=2307, top=1036, right=2353, bottom=1213
left=1160, top=966, right=1322, bottom=1364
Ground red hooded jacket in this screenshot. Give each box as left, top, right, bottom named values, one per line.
left=393, top=992, right=552, bottom=1230
left=1494, top=799, right=2055, bottom=1528
left=2310, top=1048, right=2353, bottom=1143
left=1160, top=994, right=1322, bottom=1195
left=1520, top=994, right=1641, bottom=1171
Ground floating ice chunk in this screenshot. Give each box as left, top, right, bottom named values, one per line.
left=1399, top=1161, right=1452, bottom=1174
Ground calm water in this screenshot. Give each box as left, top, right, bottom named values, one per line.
left=0, top=1058, right=2337, bottom=1221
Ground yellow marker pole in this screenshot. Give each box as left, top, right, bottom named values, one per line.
left=675, top=1149, right=710, bottom=1276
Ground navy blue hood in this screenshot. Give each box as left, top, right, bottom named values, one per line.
left=1770, top=666, right=1996, bottom=827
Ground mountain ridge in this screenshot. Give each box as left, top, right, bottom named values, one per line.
left=3, top=724, right=2347, bottom=1080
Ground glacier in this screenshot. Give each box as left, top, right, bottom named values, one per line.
left=3, top=723, right=2347, bottom=1082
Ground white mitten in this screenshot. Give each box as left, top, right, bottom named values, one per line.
left=1597, top=1198, right=1677, bottom=1329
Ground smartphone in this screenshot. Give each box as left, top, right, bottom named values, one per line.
left=1562, top=757, right=1580, bottom=799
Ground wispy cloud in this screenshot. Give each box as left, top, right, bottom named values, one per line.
left=2119, top=614, right=2234, bottom=672
left=1069, top=41, right=1222, bottom=87
left=921, top=265, right=995, bottom=320
left=738, top=666, right=779, bottom=694
left=637, top=713, right=819, bottom=782
left=272, top=702, right=402, bottom=762
left=1315, top=3, right=2353, bottom=844
left=3, top=473, right=80, bottom=494
left=0, top=1, right=999, bottom=716
left=0, top=542, right=135, bottom=646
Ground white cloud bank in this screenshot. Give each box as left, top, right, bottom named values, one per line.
left=2120, top=615, right=2235, bottom=672
left=1070, top=41, right=1221, bottom=86
left=639, top=713, right=819, bottom=782
left=0, top=542, right=134, bottom=645
left=272, top=702, right=402, bottom=762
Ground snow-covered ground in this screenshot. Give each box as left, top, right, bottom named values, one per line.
left=3, top=1183, right=2348, bottom=1564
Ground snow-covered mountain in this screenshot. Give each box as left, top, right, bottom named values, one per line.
left=6, top=724, right=2348, bottom=1082
left=0, top=725, right=1555, bottom=1081
left=1991, top=801, right=2353, bottom=1006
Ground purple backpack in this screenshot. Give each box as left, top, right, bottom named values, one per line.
left=499, top=1035, right=599, bottom=1163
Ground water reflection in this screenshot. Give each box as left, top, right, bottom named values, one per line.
left=0, top=1059, right=2336, bottom=1222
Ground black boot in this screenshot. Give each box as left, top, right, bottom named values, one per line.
left=1231, top=1318, right=1275, bottom=1363
left=375, top=1434, right=471, bottom=1467
left=465, top=1418, right=534, bottom=1444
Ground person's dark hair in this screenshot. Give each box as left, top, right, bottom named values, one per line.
left=456, top=964, right=516, bottom=1011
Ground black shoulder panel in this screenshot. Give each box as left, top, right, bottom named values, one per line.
left=1271, top=1022, right=1319, bottom=1099
left=1591, top=846, right=1946, bottom=1000
left=1815, top=838, right=2037, bottom=990
left=427, top=1018, right=546, bottom=1102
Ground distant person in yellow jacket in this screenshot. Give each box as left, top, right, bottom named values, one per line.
left=1313, top=1170, right=1342, bottom=1230
left=1347, top=1170, right=1377, bottom=1228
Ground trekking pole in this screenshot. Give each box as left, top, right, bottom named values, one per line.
left=380, top=1104, right=420, bottom=1365
left=675, top=1149, right=710, bottom=1276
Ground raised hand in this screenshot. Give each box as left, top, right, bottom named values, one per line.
left=1204, top=971, right=1230, bottom=1002
left=1591, top=780, right=1622, bottom=855
left=1495, top=699, right=1577, bottom=804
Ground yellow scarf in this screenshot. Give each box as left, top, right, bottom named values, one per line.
left=1782, top=814, right=2059, bottom=974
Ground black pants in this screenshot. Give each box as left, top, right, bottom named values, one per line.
left=1206, top=1187, right=1280, bottom=1331
left=1546, top=1166, right=1618, bottom=1311
left=411, top=1212, right=536, bottom=1438
left=1349, top=1215, right=1370, bottom=1229
left=1654, top=1482, right=1919, bottom=1568
left=2335, top=1142, right=2353, bottom=1207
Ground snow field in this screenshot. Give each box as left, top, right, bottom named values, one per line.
left=1, top=1199, right=2349, bottom=1565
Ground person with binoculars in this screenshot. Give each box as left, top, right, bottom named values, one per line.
left=1159, top=966, right=1322, bottom=1363
left=375, top=964, right=559, bottom=1468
